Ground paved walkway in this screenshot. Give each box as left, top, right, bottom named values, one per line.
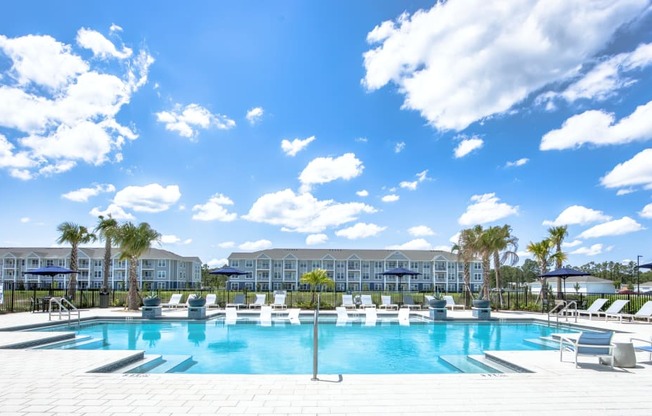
left=0, top=307, right=651, bottom=415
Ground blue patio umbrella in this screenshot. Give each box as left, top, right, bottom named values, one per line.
left=25, top=265, right=76, bottom=293
left=209, top=266, right=248, bottom=303
left=638, top=262, right=652, bottom=269
left=381, top=267, right=421, bottom=302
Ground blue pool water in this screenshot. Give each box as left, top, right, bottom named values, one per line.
left=38, top=319, right=575, bottom=374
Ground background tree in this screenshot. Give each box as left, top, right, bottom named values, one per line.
left=202, top=264, right=228, bottom=289
left=547, top=225, right=568, bottom=298
left=94, top=215, right=119, bottom=294
left=299, top=268, right=334, bottom=308
left=488, top=225, right=519, bottom=308
left=452, top=226, right=481, bottom=306
left=56, top=222, right=96, bottom=299
left=526, top=239, right=554, bottom=304
left=114, top=222, right=161, bottom=310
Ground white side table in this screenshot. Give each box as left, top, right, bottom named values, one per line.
left=613, top=342, right=636, bottom=368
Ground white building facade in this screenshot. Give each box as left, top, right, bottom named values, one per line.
left=0, top=247, right=203, bottom=290
left=227, top=248, right=482, bottom=292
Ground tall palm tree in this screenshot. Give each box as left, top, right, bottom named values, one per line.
left=526, top=239, right=554, bottom=304
left=299, top=268, right=335, bottom=307
left=114, top=222, right=161, bottom=310
left=452, top=226, right=481, bottom=306
left=487, top=225, right=519, bottom=308
left=56, top=222, right=96, bottom=300
left=94, top=215, right=119, bottom=294
left=547, top=225, right=568, bottom=299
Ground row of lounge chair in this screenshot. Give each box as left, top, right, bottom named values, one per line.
left=159, top=293, right=288, bottom=309
left=161, top=293, right=220, bottom=308
left=336, top=306, right=411, bottom=326
left=340, top=294, right=464, bottom=310
left=568, top=298, right=652, bottom=322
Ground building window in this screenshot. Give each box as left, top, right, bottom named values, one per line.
left=245, top=260, right=254, bottom=268
left=158, top=260, right=167, bottom=267
left=157, top=271, right=166, bottom=279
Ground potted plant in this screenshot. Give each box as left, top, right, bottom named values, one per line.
left=188, top=293, right=206, bottom=307
left=428, top=291, right=447, bottom=309
left=472, top=286, right=490, bottom=309
left=142, top=291, right=161, bottom=307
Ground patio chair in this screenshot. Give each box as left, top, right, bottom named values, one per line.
left=559, top=331, right=614, bottom=368
left=162, top=293, right=182, bottom=309
left=226, top=294, right=246, bottom=309
left=259, top=306, right=272, bottom=326
left=575, top=298, right=608, bottom=320
left=205, top=294, right=219, bottom=308
left=280, top=308, right=301, bottom=325
left=398, top=308, right=410, bottom=326
left=402, top=295, right=422, bottom=310
left=444, top=295, right=465, bottom=310
left=365, top=307, right=378, bottom=326
left=629, top=336, right=652, bottom=360
left=224, top=307, right=238, bottom=325
left=180, top=294, right=197, bottom=308
left=341, top=294, right=356, bottom=310
left=271, top=293, right=287, bottom=310
left=249, top=293, right=267, bottom=309
left=378, top=295, right=398, bottom=310
left=360, top=294, right=376, bottom=309
left=603, top=299, right=630, bottom=322
left=336, top=306, right=349, bottom=325
left=620, top=300, right=652, bottom=323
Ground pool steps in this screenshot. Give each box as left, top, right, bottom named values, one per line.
left=439, top=354, right=519, bottom=374
left=120, top=354, right=197, bottom=374
left=524, top=336, right=559, bottom=349
left=35, top=335, right=105, bottom=350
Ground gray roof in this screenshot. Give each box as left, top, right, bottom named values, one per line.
left=228, top=248, right=467, bottom=262
left=0, top=247, right=202, bottom=263
left=543, top=275, right=613, bottom=284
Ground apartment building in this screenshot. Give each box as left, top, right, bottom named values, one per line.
left=0, top=247, right=203, bottom=290
left=227, top=248, right=483, bottom=292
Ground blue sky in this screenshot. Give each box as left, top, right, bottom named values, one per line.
left=2, top=1, right=652, bottom=268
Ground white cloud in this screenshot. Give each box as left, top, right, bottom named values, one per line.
left=20, top=217, right=30, bottom=223
left=160, top=234, right=192, bottom=245
left=362, top=1, right=647, bottom=131
left=639, top=203, right=652, bottom=219
left=505, top=158, right=529, bottom=168
left=454, top=137, right=484, bottom=158
left=355, top=137, right=368, bottom=143
left=299, top=153, right=364, bottom=192
left=416, top=170, right=429, bottom=182
left=218, top=241, right=235, bottom=249
left=542, top=205, right=612, bottom=226
left=449, top=232, right=460, bottom=245
left=458, top=193, right=518, bottom=226
left=191, top=193, right=237, bottom=222
left=386, top=238, right=432, bottom=250
left=306, top=234, right=328, bottom=245
left=113, top=183, right=181, bottom=213
left=562, top=239, right=583, bottom=248
left=243, top=188, right=376, bottom=233
left=577, top=216, right=643, bottom=239
left=156, top=103, right=235, bottom=139
left=281, top=135, right=315, bottom=157
left=616, top=188, right=635, bottom=196
left=239, top=239, right=272, bottom=251
left=394, top=141, right=405, bottom=153
left=0, top=30, right=153, bottom=179
left=601, top=149, right=652, bottom=190
left=76, top=28, right=132, bottom=59
left=399, top=180, right=417, bottom=191
left=246, top=107, right=264, bottom=124
left=571, top=244, right=609, bottom=256
left=206, top=258, right=228, bottom=268
left=540, top=102, right=652, bottom=150
left=62, top=183, right=115, bottom=202
left=381, top=194, right=399, bottom=203
left=356, top=190, right=369, bottom=197
left=109, top=24, right=123, bottom=33
left=89, top=204, right=135, bottom=221
left=335, top=222, right=386, bottom=239
left=408, top=225, right=435, bottom=237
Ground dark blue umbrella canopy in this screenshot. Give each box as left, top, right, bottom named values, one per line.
left=539, top=267, right=589, bottom=279
left=209, top=266, right=248, bottom=276
left=25, top=265, right=75, bottom=276
left=380, top=267, right=421, bottom=277
left=638, top=262, right=652, bottom=269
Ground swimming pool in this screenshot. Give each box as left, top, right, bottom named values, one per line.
left=37, top=318, right=576, bottom=374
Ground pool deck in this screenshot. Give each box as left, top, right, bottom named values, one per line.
left=1, top=307, right=651, bottom=415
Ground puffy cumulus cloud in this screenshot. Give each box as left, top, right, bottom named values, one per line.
left=0, top=29, right=153, bottom=179
left=156, top=103, right=235, bottom=139
left=577, top=216, right=643, bottom=239
left=571, top=243, right=611, bottom=256
left=191, top=193, right=237, bottom=222
left=505, top=158, right=529, bottom=168
left=449, top=232, right=460, bottom=245
left=540, top=102, right=652, bottom=151
left=386, top=238, right=433, bottom=250
left=218, top=241, right=236, bottom=249
left=89, top=204, right=135, bottom=221
left=160, top=234, right=192, bottom=245
left=640, top=203, right=652, bottom=219
left=617, top=188, right=635, bottom=196
left=206, top=258, right=228, bottom=268
left=562, top=239, right=583, bottom=248
left=306, top=234, right=328, bottom=245
left=299, top=153, right=364, bottom=192
left=242, top=188, right=376, bottom=233
left=394, top=141, right=405, bottom=153
left=335, top=223, right=386, bottom=239
left=62, top=183, right=115, bottom=202
left=362, top=1, right=647, bottom=131
left=601, top=149, right=652, bottom=190
left=246, top=107, right=264, bottom=124
left=356, top=189, right=369, bottom=197
left=454, top=137, right=483, bottom=158
left=113, top=183, right=181, bottom=213
left=381, top=194, right=399, bottom=203
left=542, top=205, right=612, bottom=226
left=239, top=239, right=272, bottom=251
left=408, top=225, right=435, bottom=237
left=458, top=193, right=518, bottom=226
left=281, top=135, right=315, bottom=157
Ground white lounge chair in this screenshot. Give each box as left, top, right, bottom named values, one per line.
left=162, top=293, right=182, bottom=309
left=280, top=308, right=301, bottom=325
left=205, top=294, right=219, bottom=308
left=360, top=294, right=376, bottom=309
left=575, top=298, right=609, bottom=320
left=224, top=307, right=238, bottom=325
left=402, top=295, right=421, bottom=310
left=444, top=295, right=465, bottom=310
left=341, top=294, right=356, bottom=310
left=249, top=293, right=267, bottom=309
left=336, top=306, right=349, bottom=325
left=271, top=293, right=287, bottom=310
left=378, top=295, right=398, bottom=310
left=181, top=294, right=197, bottom=308
left=603, top=299, right=629, bottom=322
left=259, top=306, right=272, bottom=326
left=398, top=308, right=410, bottom=326
left=559, top=331, right=614, bottom=368
left=621, top=301, right=652, bottom=322
left=629, top=336, right=652, bottom=360
left=226, top=294, right=246, bottom=309
left=365, top=307, right=377, bottom=326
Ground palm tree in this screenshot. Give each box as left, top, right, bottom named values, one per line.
left=114, top=222, right=161, bottom=310
left=94, top=215, right=119, bottom=295
left=452, top=227, right=482, bottom=306
left=487, top=225, right=519, bottom=308
left=547, top=225, right=568, bottom=299
left=56, top=222, right=96, bottom=300
left=526, top=239, right=554, bottom=304
left=299, top=269, right=334, bottom=307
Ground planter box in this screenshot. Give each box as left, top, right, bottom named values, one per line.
left=428, top=299, right=447, bottom=309
left=143, top=297, right=161, bottom=307
left=472, top=299, right=490, bottom=309
left=142, top=306, right=162, bottom=319
left=188, top=306, right=206, bottom=319
left=188, top=298, right=206, bottom=307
